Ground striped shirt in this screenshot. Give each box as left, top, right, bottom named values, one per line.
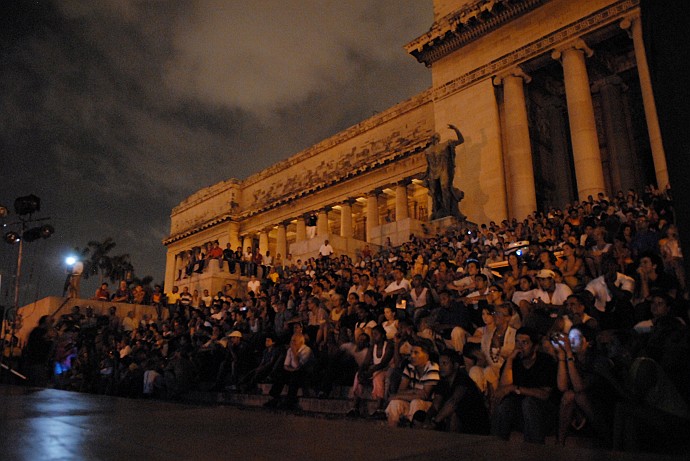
left=403, top=360, right=440, bottom=391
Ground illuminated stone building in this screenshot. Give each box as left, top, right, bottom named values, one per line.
left=163, top=0, right=666, bottom=294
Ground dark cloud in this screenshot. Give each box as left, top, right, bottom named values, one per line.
left=0, top=0, right=432, bottom=304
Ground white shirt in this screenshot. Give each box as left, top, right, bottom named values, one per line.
left=410, top=287, right=430, bottom=308
left=319, top=243, right=334, bottom=257
left=247, top=279, right=261, bottom=294
left=284, top=344, right=313, bottom=371
left=585, top=273, right=635, bottom=312
left=529, top=283, right=572, bottom=306
left=385, top=278, right=411, bottom=294
left=72, top=261, right=84, bottom=275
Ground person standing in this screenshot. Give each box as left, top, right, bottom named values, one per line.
left=67, top=260, right=84, bottom=298
left=306, top=213, right=317, bottom=239
left=319, top=239, right=334, bottom=262
left=24, top=315, right=55, bottom=386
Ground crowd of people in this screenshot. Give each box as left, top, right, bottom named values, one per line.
left=21, top=186, right=690, bottom=453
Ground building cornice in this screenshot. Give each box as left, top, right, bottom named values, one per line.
left=432, top=0, right=639, bottom=102
left=163, top=215, right=236, bottom=246
left=405, top=0, right=550, bottom=67
left=163, top=139, right=432, bottom=246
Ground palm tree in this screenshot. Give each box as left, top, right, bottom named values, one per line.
left=85, top=238, right=117, bottom=283
left=108, top=254, right=133, bottom=284
left=132, top=275, right=154, bottom=287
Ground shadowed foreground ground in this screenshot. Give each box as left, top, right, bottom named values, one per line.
left=0, top=385, right=680, bottom=461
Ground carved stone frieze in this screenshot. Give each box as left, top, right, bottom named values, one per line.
left=242, top=125, right=434, bottom=214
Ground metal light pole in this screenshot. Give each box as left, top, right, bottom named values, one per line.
left=0, top=196, right=54, bottom=382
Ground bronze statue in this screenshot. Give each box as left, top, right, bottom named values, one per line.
left=424, top=124, right=466, bottom=220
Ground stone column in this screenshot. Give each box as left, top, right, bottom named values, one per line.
left=165, top=251, right=177, bottom=289
left=552, top=39, right=606, bottom=200
left=340, top=199, right=354, bottom=238
left=395, top=181, right=410, bottom=221
left=317, top=208, right=329, bottom=237
left=295, top=218, right=306, bottom=241
left=596, top=76, right=636, bottom=193
left=276, top=222, right=287, bottom=259
left=258, top=229, right=269, bottom=255
left=621, top=15, right=669, bottom=188
left=366, top=190, right=380, bottom=243
left=227, top=221, right=241, bottom=250
left=494, top=69, right=537, bottom=219
left=242, top=235, right=253, bottom=252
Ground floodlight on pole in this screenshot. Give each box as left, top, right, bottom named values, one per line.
left=0, top=195, right=55, bottom=381
left=13, top=195, right=40, bottom=216
left=4, top=231, right=20, bottom=244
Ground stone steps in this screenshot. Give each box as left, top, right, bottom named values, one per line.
left=181, top=385, right=608, bottom=450
left=183, top=384, right=381, bottom=415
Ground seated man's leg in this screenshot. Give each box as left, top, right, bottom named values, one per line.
left=491, top=394, right=521, bottom=440
left=268, top=368, right=287, bottom=399
left=468, top=365, right=487, bottom=395
left=450, top=326, right=468, bottom=353
left=386, top=399, right=410, bottom=427
left=284, top=367, right=313, bottom=406
left=408, top=399, right=433, bottom=420
left=521, top=396, right=552, bottom=443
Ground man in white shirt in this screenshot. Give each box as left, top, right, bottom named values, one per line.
left=264, top=334, right=314, bottom=409
left=348, top=273, right=373, bottom=299
left=519, top=269, right=572, bottom=334
left=319, top=239, right=334, bottom=260
left=384, top=268, right=411, bottom=303
left=247, top=275, right=261, bottom=295
left=122, top=310, right=137, bottom=333
left=201, top=289, right=213, bottom=308
left=67, top=260, right=84, bottom=298
left=585, top=257, right=635, bottom=330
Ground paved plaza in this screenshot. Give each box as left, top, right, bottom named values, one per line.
left=0, top=385, right=680, bottom=461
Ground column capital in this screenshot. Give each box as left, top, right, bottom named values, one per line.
left=551, top=38, right=593, bottom=62
left=278, top=220, right=290, bottom=228
left=493, top=67, right=531, bottom=86
left=619, top=12, right=641, bottom=35
left=368, top=188, right=383, bottom=198
left=340, top=197, right=357, bottom=207
left=396, top=178, right=413, bottom=187
left=319, top=206, right=332, bottom=214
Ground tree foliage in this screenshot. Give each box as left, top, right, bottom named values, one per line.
left=74, top=238, right=151, bottom=285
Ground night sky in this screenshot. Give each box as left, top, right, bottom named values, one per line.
left=0, top=0, right=432, bottom=305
